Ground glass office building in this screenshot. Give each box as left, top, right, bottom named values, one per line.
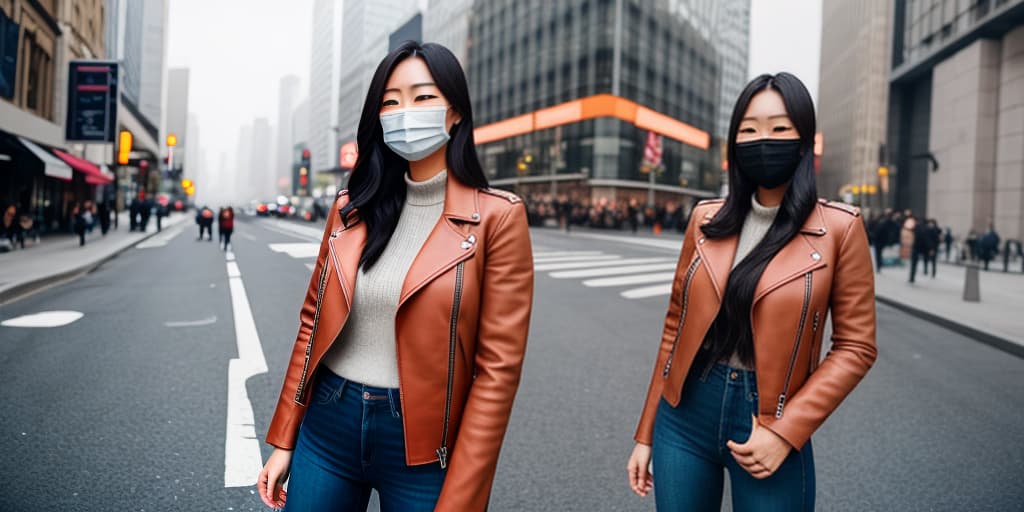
left=466, top=0, right=722, bottom=205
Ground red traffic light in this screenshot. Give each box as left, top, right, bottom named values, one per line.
left=302, top=148, right=310, bottom=159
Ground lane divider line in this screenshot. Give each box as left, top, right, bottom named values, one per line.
left=223, top=251, right=269, bottom=488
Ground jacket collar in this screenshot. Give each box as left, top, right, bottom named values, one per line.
left=695, top=200, right=828, bottom=302
left=327, top=174, right=481, bottom=309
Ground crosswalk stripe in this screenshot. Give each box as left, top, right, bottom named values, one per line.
left=536, top=258, right=673, bottom=272
left=533, top=255, right=620, bottom=264
left=532, top=251, right=604, bottom=258
left=621, top=283, right=674, bottom=299
left=583, top=272, right=677, bottom=287
left=550, top=263, right=679, bottom=279
left=269, top=243, right=319, bottom=259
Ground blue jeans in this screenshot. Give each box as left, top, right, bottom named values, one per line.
left=284, top=369, right=446, bottom=512
left=652, top=363, right=815, bottom=511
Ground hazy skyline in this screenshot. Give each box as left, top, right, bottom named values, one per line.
left=166, top=0, right=822, bottom=204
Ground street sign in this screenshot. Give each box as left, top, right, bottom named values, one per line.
left=66, top=60, right=119, bottom=143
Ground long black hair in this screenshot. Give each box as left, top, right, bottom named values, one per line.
left=340, top=40, right=489, bottom=270
left=701, top=72, right=819, bottom=367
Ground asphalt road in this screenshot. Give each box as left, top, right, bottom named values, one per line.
left=1, top=216, right=1020, bottom=511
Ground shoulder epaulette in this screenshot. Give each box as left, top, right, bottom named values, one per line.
left=480, top=187, right=522, bottom=204
left=820, top=198, right=860, bottom=217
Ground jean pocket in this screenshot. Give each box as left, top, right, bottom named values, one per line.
left=313, top=380, right=336, bottom=405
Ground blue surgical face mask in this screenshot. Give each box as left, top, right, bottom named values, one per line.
left=379, top=105, right=452, bottom=161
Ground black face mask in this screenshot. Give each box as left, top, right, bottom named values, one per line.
left=735, top=139, right=803, bottom=189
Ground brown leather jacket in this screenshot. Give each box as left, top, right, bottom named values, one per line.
left=266, top=176, right=534, bottom=511
left=635, top=198, right=877, bottom=450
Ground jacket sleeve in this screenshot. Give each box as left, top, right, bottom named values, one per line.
left=764, top=216, right=878, bottom=450
left=633, top=206, right=702, bottom=445
left=435, top=203, right=534, bottom=511
left=265, top=195, right=343, bottom=450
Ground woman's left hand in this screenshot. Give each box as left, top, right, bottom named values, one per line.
left=726, top=415, right=793, bottom=479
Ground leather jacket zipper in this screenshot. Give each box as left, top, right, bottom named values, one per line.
left=776, top=272, right=813, bottom=419
left=663, top=256, right=702, bottom=377
left=294, top=237, right=332, bottom=404
left=808, top=311, right=821, bottom=374
left=437, top=261, right=465, bottom=469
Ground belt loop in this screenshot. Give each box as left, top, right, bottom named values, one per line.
left=388, top=389, right=401, bottom=418
left=337, top=376, right=348, bottom=400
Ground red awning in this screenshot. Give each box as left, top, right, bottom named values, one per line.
left=52, top=149, right=113, bottom=184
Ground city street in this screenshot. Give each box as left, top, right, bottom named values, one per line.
left=1, top=217, right=1021, bottom=511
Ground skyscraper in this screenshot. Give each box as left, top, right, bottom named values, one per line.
left=276, top=75, right=301, bottom=196
left=888, top=0, right=1024, bottom=240
left=335, top=0, right=420, bottom=157
left=817, top=0, right=892, bottom=204
left=308, top=0, right=343, bottom=174
left=464, top=0, right=720, bottom=205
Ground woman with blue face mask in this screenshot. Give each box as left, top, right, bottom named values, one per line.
left=626, top=73, right=877, bottom=511
left=258, top=41, right=534, bottom=512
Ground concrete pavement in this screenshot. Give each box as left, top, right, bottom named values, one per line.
left=0, top=211, right=188, bottom=305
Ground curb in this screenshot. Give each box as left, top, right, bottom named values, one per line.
left=875, top=295, right=1024, bottom=359
left=0, top=217, right=187, bottom=306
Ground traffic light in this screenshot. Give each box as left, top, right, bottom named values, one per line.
left=166, top=133, right=177, bottom=147
left=118, top=130, right=133, bottom=164
left=181, top=179, right=193, bottom=189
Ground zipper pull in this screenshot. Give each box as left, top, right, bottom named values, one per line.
left=812, top=311, right=820, bottom=333
left=775, top=394, right=786, bottom=419
left=436, top=446, right=449, bottom=469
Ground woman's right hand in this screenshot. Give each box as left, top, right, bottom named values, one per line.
left=258, top=448, right=292, bottom=509
left=627, top=442, right=654, bottom=497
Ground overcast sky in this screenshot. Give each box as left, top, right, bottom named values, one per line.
left=166, top=0, right=822, bottom=197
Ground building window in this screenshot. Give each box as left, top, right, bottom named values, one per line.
left=0, top=8, right=18, bottom=100
left=22, top=31, right=53, bottom=119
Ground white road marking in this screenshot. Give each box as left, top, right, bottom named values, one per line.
left=621, top=283, right=674, bottom=299
left=226, top=251, right=236, bottom=261
left=549, top=263, right=679, bottom=279
left=137, top=225, right=185, bottom=249
left=532, top=255, right=620, bottom=264
left=568, top=232, right=684, bottom=251
left=531, top=250, right=604, bottom=258
left=223, top=251, right=269, bottom=488
left=583, top=272, right=677, bottom=287
left=1, top=310, right=84, bottom=328
left=269, top=243, right=319, bottom=259
left=259, top=220, right=322, bottom=242
left=536, top=257, right=673, bottom=272
left=164, top=316, right=218, bottom=327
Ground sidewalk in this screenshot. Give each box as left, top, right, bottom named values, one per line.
left=873, top=258, right=1024, bottom=357
left=0, top=211, right=188, bottom=305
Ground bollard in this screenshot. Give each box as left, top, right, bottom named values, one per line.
left=963, top=263, right=981, bottom=302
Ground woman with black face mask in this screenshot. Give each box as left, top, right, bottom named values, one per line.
left=626, top=73, right=877, bottom=511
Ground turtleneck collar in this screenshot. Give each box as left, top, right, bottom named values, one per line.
left=405, top=169, right=448, bottom=206
left=750, top=193, right=780, bottom=220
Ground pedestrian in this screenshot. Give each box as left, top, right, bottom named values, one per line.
left=72, top=203, right=87, bottom=247
left=900, top=211, right=915, bottom=263
left=2, top=204, right=23, bottom=249
left=926, top=219, right=941, bottom=277
left=218, top=206, right=234, bottom=251
left=98, top=200, right=111, bottom=235
left=82, top=200, right=95, bottom=234
left=139, top=195, right=152, bottom=232
left=196, top=206, right=213, bottom=241
left=628, top=198, right=640, bottom=234
left=155, top=200, right=168, bottom=232
left=258, top=41, right=534, bottom=512
left=979, top=225, right=1000, bottom=270
left=870, top=214, right=887, bottom=272
left=129, top=198, right=138, bottom=232
left=909, top=217, right=932, bottom=283
left=627, top=72, right=877, bottom=511
left=216, top=207, right=225, bottom=246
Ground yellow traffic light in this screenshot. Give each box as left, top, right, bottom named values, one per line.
left=118, top=130, right=133, bottom=165
left=181, top=179, right=193, bottom=189
left=877, top=166, right=889, bottom=177
left=167, top=133, right=178, bottom=147
left=851, top=186, right=861, bottom=194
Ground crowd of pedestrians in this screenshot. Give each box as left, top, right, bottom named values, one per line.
left=195, top=205, right=235, bottom=251
left=866, top=209, right=1008, bottom=281
left=521, top=193, right=692, bottom=234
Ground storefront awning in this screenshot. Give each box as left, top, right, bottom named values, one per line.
left=18, top=137, right=72, bottom=180
left=52, top=148, right=113, bottom=185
